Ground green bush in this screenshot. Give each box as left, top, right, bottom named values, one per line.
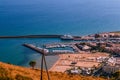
left=29, top=61, right=36, bottom=69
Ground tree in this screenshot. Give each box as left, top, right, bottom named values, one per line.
left=29, top=61, right=36, bottom=69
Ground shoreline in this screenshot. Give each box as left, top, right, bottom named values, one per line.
left=35, top=55, right=60, bottom=69
left=49, top=54, right=61, bottom=71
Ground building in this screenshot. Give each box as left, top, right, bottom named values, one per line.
left=102, top=65, right=120, bottom=73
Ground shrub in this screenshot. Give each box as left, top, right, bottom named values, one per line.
left=29, top=61, right=36, bottom=69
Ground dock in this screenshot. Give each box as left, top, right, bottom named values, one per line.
left=45, top=43, right=72, bottom=48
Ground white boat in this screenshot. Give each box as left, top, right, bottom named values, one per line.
left=61, top=35, right=73, bottom=40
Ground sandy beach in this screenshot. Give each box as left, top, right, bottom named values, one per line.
left=49, top=52, right=109, bottom=72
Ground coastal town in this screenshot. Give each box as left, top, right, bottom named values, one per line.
left=1, top=0, right=120, bottom=79
left=24, top=31, right=120, bottom=78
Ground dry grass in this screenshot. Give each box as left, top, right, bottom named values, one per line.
left=0, top=62, right=106, bottom=80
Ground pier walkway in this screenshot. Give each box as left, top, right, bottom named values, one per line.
left=23, top=43, right=49, bottom=55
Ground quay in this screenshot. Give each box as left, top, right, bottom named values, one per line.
left=45, top=43, right=72, bottom=48
left=52, top=50, right=74, bottom=53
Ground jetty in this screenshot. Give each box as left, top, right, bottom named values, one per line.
left=23, top=43, right=49, bottom=55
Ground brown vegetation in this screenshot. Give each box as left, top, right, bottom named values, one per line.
left=0, top=62, right=106, bottom=80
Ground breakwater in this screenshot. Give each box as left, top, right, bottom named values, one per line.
left=0, top=35, right=62, bottom=39
left=23, top=43, right=48, bottom=55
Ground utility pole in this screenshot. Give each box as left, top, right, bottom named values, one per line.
left=23, top=44, right=50, bottom=80
left=40, top=49, right=50, bottom=80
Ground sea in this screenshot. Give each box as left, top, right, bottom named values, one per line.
left=0, top=0, right=120, bottom=68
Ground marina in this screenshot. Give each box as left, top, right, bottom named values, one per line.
left=23, top=43, right=81, bottom=56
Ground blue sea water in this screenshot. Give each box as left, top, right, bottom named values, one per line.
left=0, top=0, right=120, bottom=67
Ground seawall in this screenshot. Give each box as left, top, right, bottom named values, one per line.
left=0, top=35, right=62, bottom=39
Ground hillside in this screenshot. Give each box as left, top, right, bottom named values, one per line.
left=0, top=62, right=106, bottom=80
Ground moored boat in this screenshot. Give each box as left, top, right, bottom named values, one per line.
left=61, top=35, right=73, bottom=40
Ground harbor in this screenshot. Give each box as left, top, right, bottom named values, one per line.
left=0, top=31, right=119, bottom=78
left=22, top=32, right=120, bottom=56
